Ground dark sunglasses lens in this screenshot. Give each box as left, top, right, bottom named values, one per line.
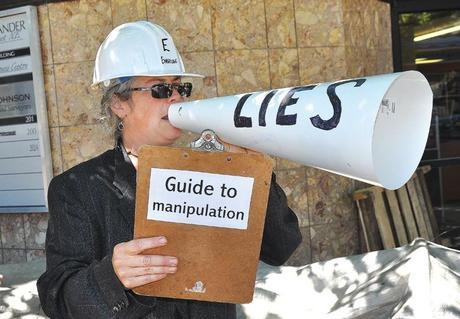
left=150, top=83, right=193, bottom=98
left=177, top=83, right=192, bottom=97
left=151, top=84, right=172, bottom=99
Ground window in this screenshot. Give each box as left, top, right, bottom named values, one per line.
left=391, top=0, right=460, bottom=245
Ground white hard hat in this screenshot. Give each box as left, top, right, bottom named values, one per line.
left=92, top=21, right=204, bottom=86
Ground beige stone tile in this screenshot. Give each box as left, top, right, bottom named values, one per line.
left=310, top=219, right=360, bottom=262
left=365, top=1, right=392, bottom=50
left=26, top=249, right=46, bottom=262
left=343, top=10, right=365, bottom=48
left=376, top=49, right=393, bottom=74
left=284, top=226, right=311, bottom=266
left=43, top=65, right=58, bottom=127
left=146, top=0, right=212, bottom=52
left=172, top=131, right=200, bottom=148
left=60, top=124, right=113, bottom=170
left=364, top=48, right=378, bottom=76
left=345, top=46, right=365, bottom=78
left=49, top=127, right=63, bottom=176
left=267, top=155, right=277, bottom=169
left=265, top=0, right=296, bottom=48
left=275, top=169, right=309, bottom=227
left=212, top=0, right=267, bottom=50
left=0, top=214, right=25, bottom=249
left=112, top=0, right=147, bottom=27
left=269, top=48, right=300, bottom=89
left=360, top=0, right=373, bottom=13
left=55, top=61, right=103, bottom=126
left=306, top=167, right=356, bottom=225
left=362, top=5, right=378, bottom=49
left=215, top=49, right=270, bottom=96
left=376, top=2, right=392, bottom=50
left=342, top=0, right=366, bottom=12
left=38, top=5, right=53, bottom=65
left=24, top=214, right=48, bottom=250
left=3, top=249, right=27, bottom=264
left=48, top=0, right=112, bottom=64
left=295, top=0, right=344, bottom=47
left=298, top=47, right=346, bottom=84
left=276, top=157, right=304, bottom=170
left=181, top=51, right=217, bottom=100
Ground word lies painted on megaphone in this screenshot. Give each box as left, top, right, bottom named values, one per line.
left=234, top=78, right=366, bottom=131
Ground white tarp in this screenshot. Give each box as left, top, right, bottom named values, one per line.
left=1, top=239, right=459, bottom=318
left=238, top=238, right=460, bottom=319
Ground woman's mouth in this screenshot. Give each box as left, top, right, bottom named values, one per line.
left=162, top=115, right=169, bottom=120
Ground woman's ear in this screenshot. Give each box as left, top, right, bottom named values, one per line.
left=110, top=95, right=129, bottom=119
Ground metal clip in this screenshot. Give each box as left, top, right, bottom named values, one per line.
left=189, top=129, right=225, bottom=152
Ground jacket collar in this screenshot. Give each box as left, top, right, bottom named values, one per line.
left=113, top=139, right=137, bottom=201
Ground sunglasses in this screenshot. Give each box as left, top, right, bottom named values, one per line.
left=128, top=82, right=193, bottom=99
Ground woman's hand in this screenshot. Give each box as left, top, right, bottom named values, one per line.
left=112, top=236, right=177, bottom=289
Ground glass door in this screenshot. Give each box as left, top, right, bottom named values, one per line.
left=397, top=8, right=460, bottom=247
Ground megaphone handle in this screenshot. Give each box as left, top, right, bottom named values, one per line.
left=189, top=129, right=225, bottom=152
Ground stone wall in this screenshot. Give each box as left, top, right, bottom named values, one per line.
left=0, top=0, right=392, bottom=265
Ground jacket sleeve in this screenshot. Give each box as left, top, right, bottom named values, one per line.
left=37, top=176, right=156, bottom=319
left=260, top=173, right=302, bottom=266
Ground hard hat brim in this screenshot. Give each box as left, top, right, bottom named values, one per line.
left=92, top=72, right=206, bottom=87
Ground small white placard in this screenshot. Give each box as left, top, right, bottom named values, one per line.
left=147, top=168, right=254, bottom=230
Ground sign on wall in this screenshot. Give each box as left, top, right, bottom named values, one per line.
left=0, top=6, right=52, bottom=213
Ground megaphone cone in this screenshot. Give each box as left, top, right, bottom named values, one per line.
left=169, top=71, right=433, bottom=190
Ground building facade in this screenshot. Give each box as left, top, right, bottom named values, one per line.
left=0, top=0, right=393, bottom=265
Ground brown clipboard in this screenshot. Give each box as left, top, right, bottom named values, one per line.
left=133, top=145, right=273, bottom=304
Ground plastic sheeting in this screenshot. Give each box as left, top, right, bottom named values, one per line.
left=238, top=239, right=460, bottom=319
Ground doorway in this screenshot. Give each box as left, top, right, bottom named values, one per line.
left=391, top=0, right=460, bottom=247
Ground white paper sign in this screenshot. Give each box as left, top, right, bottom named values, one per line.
left=147, top=168, right=254, bottom=230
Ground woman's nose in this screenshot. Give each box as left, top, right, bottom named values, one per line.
left=168, top=87, right=184, bottom=103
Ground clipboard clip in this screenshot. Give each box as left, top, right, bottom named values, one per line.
left=189, top=129, right=225, bottom=152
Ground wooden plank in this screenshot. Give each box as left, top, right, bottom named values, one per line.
left=417, top=169, right=439, bottom=239
left=419, top=165, right=431, bottom=174
left=353, top=192, right=370, bottom=201
left=396, top=186, right=419, bottom=241
left=413, top=173, right=435, bottom=241
left=406, top=178, right=430, bottom=239
left=353, top=186, right=381, bottom=201
left=356, top=200, right=371, bottom=252
left=356, top=189, right=383, bottom=252
left=385, top=189, right=408, bottom=246
left=371, top=188, right=395, bottom=249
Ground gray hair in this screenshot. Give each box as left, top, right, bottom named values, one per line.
left=99, top=78, right=135, bottom=143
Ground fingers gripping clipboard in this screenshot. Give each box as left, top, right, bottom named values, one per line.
left=133, top=138, right=273, bottom=304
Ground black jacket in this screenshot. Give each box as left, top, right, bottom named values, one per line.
left=37, top=144, right=301, bottom=318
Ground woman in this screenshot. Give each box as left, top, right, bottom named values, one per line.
left=37, top=21, right=301, bottom=319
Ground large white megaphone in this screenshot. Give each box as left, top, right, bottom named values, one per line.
left=169, top=71, right=433, bottom=190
